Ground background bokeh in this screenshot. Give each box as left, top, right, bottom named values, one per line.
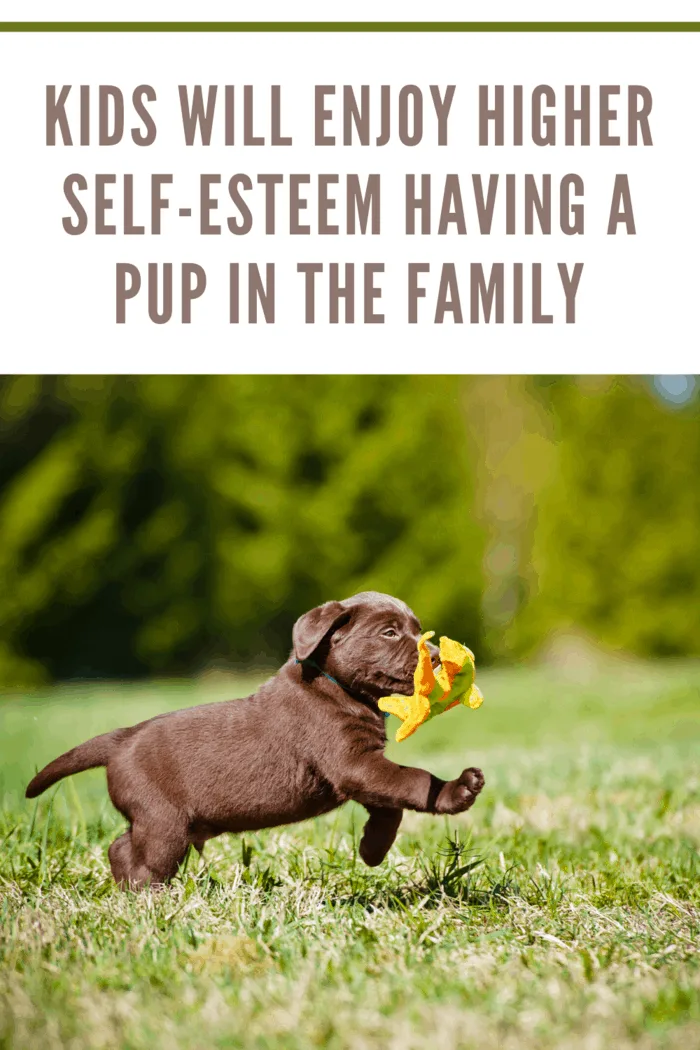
left=0, top=374, right=698, bottom=689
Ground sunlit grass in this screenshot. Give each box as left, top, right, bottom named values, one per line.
left=1, top=662, right=699, bottom=1049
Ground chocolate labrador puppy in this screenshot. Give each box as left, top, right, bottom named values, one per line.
left=26, top=592, right=484, bottom=888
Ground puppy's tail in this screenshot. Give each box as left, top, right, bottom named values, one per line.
left=25, top=728, right=131, bottom=799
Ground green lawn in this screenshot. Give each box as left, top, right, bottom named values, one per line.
left=1, top=661, right=699, bottom=1050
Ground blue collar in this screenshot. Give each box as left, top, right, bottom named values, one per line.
left=295, top=658, right=339, bottom=686
left=295, top=658, right=390, bottom=718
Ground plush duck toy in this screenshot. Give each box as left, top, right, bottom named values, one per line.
left=378, top=632, right=484, bottom=742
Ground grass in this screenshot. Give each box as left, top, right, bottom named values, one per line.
left=1, top=658, right=699, bottom=1049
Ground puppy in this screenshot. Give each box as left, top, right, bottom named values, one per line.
left=26, top=591, right=485, bottom=888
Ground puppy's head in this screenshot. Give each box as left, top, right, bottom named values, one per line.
left=292, top=591, right=438, bottom=701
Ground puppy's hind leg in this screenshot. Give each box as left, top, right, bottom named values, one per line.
left=108, top=828, right=134, bottom=888
left=359, top=806, right=403, bottom=867
left=122, top=809, right=191, bottom=890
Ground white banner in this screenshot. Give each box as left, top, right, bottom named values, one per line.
left=0, top=20, right=698, bottom=371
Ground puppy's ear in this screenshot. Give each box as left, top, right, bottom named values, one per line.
left=293, top=601, right=350, bottom=661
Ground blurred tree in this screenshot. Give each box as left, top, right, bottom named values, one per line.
left=515, top=376, right=700, bottom=658
left=3, top=373, right=698, bottom=689
left=460, top=376, right=556, bottom=661
left=0, top=376, right=484, bottom=687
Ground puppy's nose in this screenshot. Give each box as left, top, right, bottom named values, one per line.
left=427, top=641, right=440, bottom=667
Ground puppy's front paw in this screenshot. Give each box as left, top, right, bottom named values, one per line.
left=435, top=767, right=485, bottom=815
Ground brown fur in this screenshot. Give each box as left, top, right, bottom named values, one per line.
left=26, top=592, right=484, bottom=888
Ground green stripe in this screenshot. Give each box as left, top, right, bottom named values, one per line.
left=0, top=21, right=699, bottom=32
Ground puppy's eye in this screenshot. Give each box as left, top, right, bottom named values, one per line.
left=382, top=628, right=399, bottom=639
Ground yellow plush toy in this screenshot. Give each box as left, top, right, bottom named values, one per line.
left=378, top=632, right=484, bottom=742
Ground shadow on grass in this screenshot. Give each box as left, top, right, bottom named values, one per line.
left=2, top=798, right=525, bottom=912
left=207, top=831, right=521, bottom=913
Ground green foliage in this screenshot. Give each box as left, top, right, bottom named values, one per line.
left=1, top=375, right=699, bottom=687
left=519, top=377, right=700, bottom=657
left=0, top=376, right=482, bottom=686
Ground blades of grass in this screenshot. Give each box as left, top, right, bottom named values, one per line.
left=179, top=844, right=193, bottom=880
left=0, top=823, right=19, bottom=849
left=450, top=858, right=485, bottom=880
left=44, top=843, right=75, bottom=889
left=27, top=798, right=39, bottom=843
left=66, top=776, right=87, bottom=843
left=38, top=786, right=60, bottom=889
